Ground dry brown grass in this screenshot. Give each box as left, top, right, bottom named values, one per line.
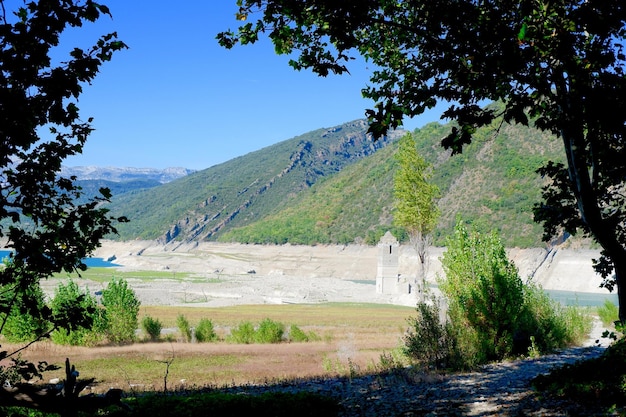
left=5, top=303, right=414, bottom=393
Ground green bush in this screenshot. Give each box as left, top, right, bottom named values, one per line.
left=404, top=300, right=453, bottom=370
left=1, top=285, right=49, bottom=343
left=101, top=278, right=140, bottom=345
left=195, top=318, right=218, bottom=342
left=142, top=316, right=163, bottom=341
left=434, top=220, right=591, bottom=369
left=228, top=321, right=256, bottom=344
left=439, top=221, right=528, bottom=363
left=255, top=318, right=284, bottom=344
left=50, top=280, right=105, bottom=346
left=176, top=314, right=192, bottom=342
left=288, top=324, right=320, bottom=342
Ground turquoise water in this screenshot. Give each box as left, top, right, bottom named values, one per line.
left=545, top=289, right=618, bottom=307
left=349, top=279, right=617, bottom=307
left=0, top=250, right=119, bottom=267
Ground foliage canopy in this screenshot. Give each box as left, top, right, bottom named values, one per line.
left=219, top=0, right=626, bottom=319
left=0, top=0, right=126, bottom=379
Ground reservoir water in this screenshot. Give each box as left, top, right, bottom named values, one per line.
left=0, top=250, right=119, bottom=268
left=350, top=279, right=617, bottom=307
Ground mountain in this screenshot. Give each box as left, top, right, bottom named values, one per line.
left=61, top=166, right=195, bottom=183
left=107, top=112, right=565, bottom=248
left=60, top=166, right=195, bottom=201
left=108, top=120, right=405, bottom=243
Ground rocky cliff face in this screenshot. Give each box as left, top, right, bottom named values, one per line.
left=151, top=120, right=405, bottom=245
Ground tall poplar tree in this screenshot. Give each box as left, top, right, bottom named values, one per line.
left=393, top=134, right=439, bottom=284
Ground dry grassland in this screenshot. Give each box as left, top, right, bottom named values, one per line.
left=8, top=303, right=414, bottom=393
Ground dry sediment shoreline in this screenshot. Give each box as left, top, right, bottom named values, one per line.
left=87, top=240, right=611, bottom=308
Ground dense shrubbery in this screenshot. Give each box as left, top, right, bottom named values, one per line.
left=195, top=318, right=218, bottom=342
left=1, top=278, right=140, bottom=347
left=405, top=221, right=591, bottom=370
left=101, top=278, right=141, bottom=344
left=167, top=316, right=319, bottom=345
left=227, top=321, right=257, bottom=344
left=50, top=280, right=105, bottom=346
left=288, top=324, right=321, bottom=342
left=255, top=318, right=285, bottom=344
left=176, top=314, right=193, bottom=342
left=1, top=286, right=49, bottom=343
left=404, top=300, right=452, bottom=369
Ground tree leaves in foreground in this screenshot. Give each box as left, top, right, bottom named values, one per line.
left=219, top=1, right=626, bottom=320
left=0, top=0, right=126, bottom=377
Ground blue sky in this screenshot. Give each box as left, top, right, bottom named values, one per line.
left=49, top=2, right=446, bottom=170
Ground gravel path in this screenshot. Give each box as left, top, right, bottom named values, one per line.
left=217, top=320, right=615, bottom=416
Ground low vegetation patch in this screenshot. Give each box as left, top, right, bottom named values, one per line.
left=53, top=267, right=196, bottom=283
left=2, top=391, right=340, bottom=417
left=533, top=338, right=626, bottom=412
left=404, top=221, right=592, bottom=371
left=110, top=391, right=340, bottom=417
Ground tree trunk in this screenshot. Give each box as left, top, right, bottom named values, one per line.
left=557, top=81, right=626, bottom=322
left=613, top=254, right=626, bottom=324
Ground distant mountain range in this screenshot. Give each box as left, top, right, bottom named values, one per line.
left=79, top=110, right=565, bottom=248
left=61, top=166, right=195, bottom=183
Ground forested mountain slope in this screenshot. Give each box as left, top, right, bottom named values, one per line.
left=109, top=114, right=564, bottom=247
left=109, top=120, right=402, bottom=242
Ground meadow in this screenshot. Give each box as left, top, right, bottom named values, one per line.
left=8, top=303, right=414, bottom=392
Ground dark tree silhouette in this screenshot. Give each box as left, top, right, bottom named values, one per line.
left=219, top=1, right=626, bottom=320
left=0, top=1, right=126, bottom=410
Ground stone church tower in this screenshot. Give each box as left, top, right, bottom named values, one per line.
left=376, top=231, right=410, bottom=294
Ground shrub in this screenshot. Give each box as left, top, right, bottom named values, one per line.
left=101, top=278, right=140, bottom=345
left=404, top=300, right=453, bottom=370
left=1, top=285, right=49, bottom=343
left=439, top=221, right=528, bottom=363
left=435, top=220, right=591, bottom=369
left=228, top=321, right=256, bottom=344
left=195, top=318, right=218, bottom=343
left=176, top=314, right=192, bottom=342
left=142, top=316, right=163, bottom=341
left=255, top=318, right=284, bottom=344
left=49, top=280, right=105, bottom=346
left=288, top=324, right=320, bottom=342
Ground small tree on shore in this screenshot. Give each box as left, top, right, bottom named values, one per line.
left=101, top=278, right=140, bottom=345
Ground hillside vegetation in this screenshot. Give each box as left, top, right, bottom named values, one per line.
left=108, top=110, right=564, bottom=247
left=109, top=120, right=401, bottom=242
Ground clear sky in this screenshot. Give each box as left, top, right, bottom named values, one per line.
left=49, top=1, right=446, bottom=170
